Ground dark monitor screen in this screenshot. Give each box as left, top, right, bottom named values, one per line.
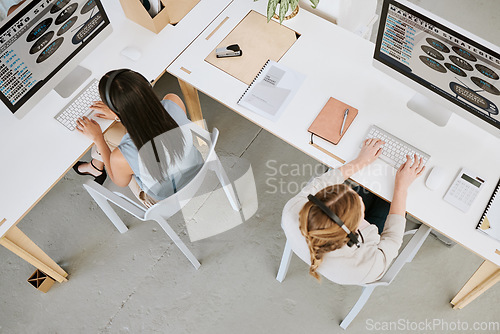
left=374, top=0, right=500, bottom=129
left=0, top=0, right=110, bottom=114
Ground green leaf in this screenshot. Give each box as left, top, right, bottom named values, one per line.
left=290, top=0, right=299, bottom=10
left=310, top=0, right=319, bottom=9
left=279, top=0, right=289, bottom=23
left=267, top=0, right=279, bottom=22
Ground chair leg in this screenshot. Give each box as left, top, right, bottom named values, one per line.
left=213, top=158, right=241, bottom=211
left=340, top=286, right=376, bottom=329
left=155, top=217, right=201, bottom=270
left=276, top=240, right=293, bottom=282
left=405, top=224, right=431, bottom=263
left=85, top=186, right=128, bottom=233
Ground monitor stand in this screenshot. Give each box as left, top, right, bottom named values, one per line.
left=407, top=93, right=452, bottom=127
left=54, top=65, right=92, bottom=98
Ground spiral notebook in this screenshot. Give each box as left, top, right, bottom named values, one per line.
left=237, top=60, right=305, bottom=121
left=476, top=179, right=500, bottom=242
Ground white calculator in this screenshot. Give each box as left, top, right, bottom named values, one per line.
left=444, top=168, right=485, bottom=212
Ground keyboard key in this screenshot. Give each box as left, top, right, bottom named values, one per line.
left=54, top=79, right=100, bottom=131
left=362, top=125, right=430, bottom=169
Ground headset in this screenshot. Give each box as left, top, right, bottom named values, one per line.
left=104, top=69, right=130, bottom=115
left=307, top=194, right=361, bottom=248
left=104, top=69, right=153, bottom=113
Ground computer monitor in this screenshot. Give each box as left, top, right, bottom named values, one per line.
left=0, top=0, right=112, bottom=119
left=373, top=0, right=500, bottom=137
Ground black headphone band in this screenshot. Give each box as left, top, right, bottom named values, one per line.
left=307, top=194, right=361, bottom=248
left=104, top=69, right=129, bottom=114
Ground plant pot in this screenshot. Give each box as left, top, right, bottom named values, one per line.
left=273, top=4, right=299, bottom=22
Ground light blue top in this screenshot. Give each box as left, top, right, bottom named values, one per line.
left=118, top=100, right=203, bottom=200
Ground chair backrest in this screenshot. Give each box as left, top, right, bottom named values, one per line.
left=369, top=225, right=431, bottom=286
left=282, top=195, right=428, bottom=288
left=144, top=125, right=219, bottom=221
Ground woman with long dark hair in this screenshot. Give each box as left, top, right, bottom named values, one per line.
left=74, top=69, right=203, bottom=207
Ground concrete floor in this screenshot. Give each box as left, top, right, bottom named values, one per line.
left=1, top=1, right=500, bottom=333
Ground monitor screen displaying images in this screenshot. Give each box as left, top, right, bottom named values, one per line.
left=374, top=0, right=500, bottom=129
left=0, top=0, right=110, bottom=114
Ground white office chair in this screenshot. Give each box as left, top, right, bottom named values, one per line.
left=299, top=0, right=378, bottom=40
left=276, top=215, right=431, bottom=329
left=83, top=126, right=241, bottom=270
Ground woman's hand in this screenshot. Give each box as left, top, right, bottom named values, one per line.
left=339, top=138, right=384, bottom=179
left=389, top=154, right=425, bottom=216
left=355, top=138, right=384, bottom=168
left=76, top=116, right=103, bottom=142
left=90, top=101, right=117, bottom=120
left=395, top=154, right=425, bottom=192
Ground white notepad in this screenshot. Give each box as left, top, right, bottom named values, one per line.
left=477, top=178, right=500, bottom=242
left=237, top=60, right=305, bottom=121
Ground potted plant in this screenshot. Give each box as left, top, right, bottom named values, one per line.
left=264, top=0, right=320, bottom=23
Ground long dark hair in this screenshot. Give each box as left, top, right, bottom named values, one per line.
left=99, top=69, right=185, bottom=182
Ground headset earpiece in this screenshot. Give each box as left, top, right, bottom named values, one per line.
left=307, top=194, right=361, bottom=248
left=104, top=69, right=152, bottom=115
left=104, top=69, right=129, bottom=114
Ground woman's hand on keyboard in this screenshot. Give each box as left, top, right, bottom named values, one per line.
left=341, top=139, right=385, bottom=179
left=355, top=138, right=385, bottom=168
left=76, top=116, right=103, bottom=142
left=389, top=154, right=425, bottom=216
left=395, top=154, right=425, bottom=192
left=91, top=101, right=118, bottom=120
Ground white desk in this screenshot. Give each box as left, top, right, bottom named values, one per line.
left=0, top=0, right=233, bottom=283
left=167, top=0, right=500, bottom=307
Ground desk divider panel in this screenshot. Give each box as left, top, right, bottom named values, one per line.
left=119, top=0, right=200, bottom=33
left=204, top=10, right=299, bottom=85
left=164, top=0, right=201, bottom=24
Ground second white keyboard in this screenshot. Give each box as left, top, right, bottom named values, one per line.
left=363, top=125, right=430, bottom=169
left=54, top=79, right=100, bottom=131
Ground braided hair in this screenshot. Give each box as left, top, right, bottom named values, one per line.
left=299, top=184, right=362, bottom=281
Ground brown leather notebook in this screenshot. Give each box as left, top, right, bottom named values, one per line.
left=308, top=97, right=358, bottom=145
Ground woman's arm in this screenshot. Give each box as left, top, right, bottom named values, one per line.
left=389, top=154, right=425, bottom=216
left=76, top=116, right=133, bottom=186
left=108, top=149, right=134, bottom=187
left=364, top=153, right=426, bottom=282
left=296, top=138, right=385, bottom=197
left=338, top=138, right=384, bottom=179
left=163, top=93, right=187, bottom=114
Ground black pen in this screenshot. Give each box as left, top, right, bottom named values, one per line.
left=340, top=108, right=349, bottom=135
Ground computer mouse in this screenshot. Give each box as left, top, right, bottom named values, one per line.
left=120, top=47, right=142, bottom=61
left=425, top=166, right=445, bottom=190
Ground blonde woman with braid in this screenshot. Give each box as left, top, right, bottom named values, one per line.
left=281, top=138, right=425, bottom=284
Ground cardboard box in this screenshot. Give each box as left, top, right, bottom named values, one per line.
left=119, top=0, right=200, bottom=34
left=27, top=269, right=55, bottom=293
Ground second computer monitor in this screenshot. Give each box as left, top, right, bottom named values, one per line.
left=0, top=0, right=112, bottom=119
left=373, top=0, right=500, bottom=136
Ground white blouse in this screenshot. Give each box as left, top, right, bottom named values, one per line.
left=281, top=168, right=406, bottom=285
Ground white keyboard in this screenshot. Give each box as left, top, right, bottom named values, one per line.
left=363, top=125, right=430, bottom=169
left=54, top=79, right=100, bottom=131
